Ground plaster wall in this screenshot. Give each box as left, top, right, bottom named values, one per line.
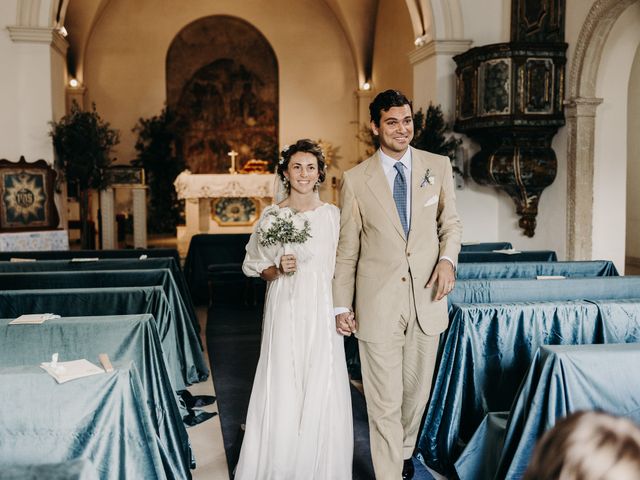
left=83, top=0, right=357, bottom=202
left=627, top=45, right=640, bottom=261
left=592, top=2, right=640, bottom=271
left=371, top=0, right=413, bottom=97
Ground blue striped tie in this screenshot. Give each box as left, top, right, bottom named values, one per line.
left=393, top=162, right=409, bottom=236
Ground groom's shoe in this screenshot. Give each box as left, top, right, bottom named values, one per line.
left=402, top=458, right=415, bottom=479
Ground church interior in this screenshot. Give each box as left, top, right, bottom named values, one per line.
left=1, top=0, right=640, bottom=478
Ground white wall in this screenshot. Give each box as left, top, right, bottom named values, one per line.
left=82, top=0, right=358, bottom=205
left=627, top=45, right=640, bottom=261
left=592, top=2, right=640, bottom=271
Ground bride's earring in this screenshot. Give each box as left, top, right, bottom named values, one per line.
left=314, top=180, right=321, bottom=191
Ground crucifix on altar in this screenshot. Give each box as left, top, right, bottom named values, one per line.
left=227, top=150, right=239, bottom=174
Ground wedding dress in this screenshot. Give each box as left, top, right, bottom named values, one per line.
left=234, top=203, right=353, bottom=480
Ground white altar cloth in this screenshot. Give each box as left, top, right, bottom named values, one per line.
left=0, top=230, right=69, bottom=252
left=174, top=170, right=275, bottom=199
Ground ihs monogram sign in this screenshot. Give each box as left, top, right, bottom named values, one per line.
left=0, top=157, right=59, bottom=231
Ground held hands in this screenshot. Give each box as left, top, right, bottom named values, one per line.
left=279, top=254, right=297, bottom=275
left=336, top=311, right=357, bottom=336
left=425, top=259, right=456, bottom=301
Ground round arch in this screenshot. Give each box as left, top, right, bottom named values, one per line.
left=565, top=0, right=640, bottom=260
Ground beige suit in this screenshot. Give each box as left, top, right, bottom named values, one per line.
left=333, top=147, right=462, bottom=478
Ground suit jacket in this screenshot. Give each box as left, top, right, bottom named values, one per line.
left=333, top=147, right=462, bottom=342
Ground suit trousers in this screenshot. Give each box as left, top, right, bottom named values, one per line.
left=358, top=292, right=440, bottom=479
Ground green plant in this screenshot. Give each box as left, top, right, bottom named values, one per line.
left=412, top=104, right=462, bottom=174
left=132, top=108, right=186, bottom=234
left=50, top=101, right=119, bottom=249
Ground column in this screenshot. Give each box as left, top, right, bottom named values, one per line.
left=199, top=199, right=211, bottom=233
left=355, top=89, right=374, bottom=164
left=99, top=188, right=116, bottom=249
left=565, top=96, right=603, bottom=260
left=131, top=187, right=148, bottom=249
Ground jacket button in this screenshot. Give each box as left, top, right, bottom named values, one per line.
left=401, top=277, right=407, bottom=282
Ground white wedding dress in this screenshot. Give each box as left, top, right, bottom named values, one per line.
left=235, top=203, right=353, bottom=480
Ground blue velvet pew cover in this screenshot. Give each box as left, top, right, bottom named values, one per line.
left=0, top=362, right=168, bottom=480
left=0, top=314, right=192, bottom=479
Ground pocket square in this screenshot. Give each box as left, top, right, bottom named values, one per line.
left=424, top=195, right=439, bottom=207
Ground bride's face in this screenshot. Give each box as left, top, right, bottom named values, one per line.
left=285, top=152, right=319, bottom=195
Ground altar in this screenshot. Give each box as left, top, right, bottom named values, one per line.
left=174, top=170, right=275, bottom=252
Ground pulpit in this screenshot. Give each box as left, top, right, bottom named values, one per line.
left=174, top=170, right=275, bottom=250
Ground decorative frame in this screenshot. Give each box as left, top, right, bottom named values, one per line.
left=103, top=166, right=145, bottom=187
left=0, top=157, right=59, bottom=232
left=212, top=197, right=259, bottom=226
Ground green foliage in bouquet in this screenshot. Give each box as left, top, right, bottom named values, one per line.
left=132, top=108, right=186, bottom=234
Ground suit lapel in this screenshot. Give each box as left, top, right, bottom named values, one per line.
left=365, top=152, right=406, bottom=240
left=408, top=148, right=434, bottom=245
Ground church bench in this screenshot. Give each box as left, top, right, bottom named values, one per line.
left=0, top=257, right=199, bottom=334
left=419, top=297, right=640, bottom=475
left=456, top=343, right=640, bottom=480
left=0, top=314, right=192, bottom=479
left=0, top=362, right=169, bottom=479
left=448, top=274, right=636, bottom=305
left=0, top=286, right=209, bottom=391
left=0, top=268, right=202, bottom=350
left=184, top=234, right=251, bottom=304
left=0, top=247, right=181, bottom=267
left=456, top=259, right=618, bottom=279
left=457, top=249, right=557, bottom=263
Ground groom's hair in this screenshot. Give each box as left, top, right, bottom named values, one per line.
left=369, top=90, right=413, bottom=127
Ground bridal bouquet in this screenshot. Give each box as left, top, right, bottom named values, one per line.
left=257, top=207, right=312, bottom=272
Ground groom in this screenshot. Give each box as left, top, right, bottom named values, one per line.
left=334, top=90, right=462, bottom=479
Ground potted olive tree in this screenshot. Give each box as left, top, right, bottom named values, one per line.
left=50, top=101, right=119, bottom=249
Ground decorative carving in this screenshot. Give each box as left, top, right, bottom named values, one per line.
left=454, top=0, right=567, bottom=236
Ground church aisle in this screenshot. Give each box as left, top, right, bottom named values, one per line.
left=189, top=306, right=230, bottom=480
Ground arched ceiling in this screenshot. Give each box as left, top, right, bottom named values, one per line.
left=61, top=0, right=456, bottom=88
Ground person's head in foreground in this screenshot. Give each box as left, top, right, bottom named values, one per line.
left=523, top=410, right=640, bottom=480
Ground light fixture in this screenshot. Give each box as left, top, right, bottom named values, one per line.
left=414, top=36, right=426, bottom=47
left=361, top=82, right=371, bottom=91
left=69, top=78, right=79, bottom=88
left=58, top=26, right=68, bottom=38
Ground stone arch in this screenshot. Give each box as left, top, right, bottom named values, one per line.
left=565, top=0, right=640, bottom=260
left=404, top=0, right=464, bottom=41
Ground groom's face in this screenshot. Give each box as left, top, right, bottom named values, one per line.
left=372, top=104, right=414, bottom=159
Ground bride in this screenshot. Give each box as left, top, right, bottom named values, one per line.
left=234, top=139, right=354, bottom=479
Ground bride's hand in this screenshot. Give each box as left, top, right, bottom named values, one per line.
left=279, top=254, right=297, bottom=274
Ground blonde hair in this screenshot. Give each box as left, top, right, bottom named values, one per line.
left=523, top=411, right=640, bottom=480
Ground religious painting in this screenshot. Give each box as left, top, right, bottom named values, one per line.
left=212, top=197, right=259, bottom=226
left=0, top=157, right=59, bottom=232
left=167, top=15, right=279, bottom=174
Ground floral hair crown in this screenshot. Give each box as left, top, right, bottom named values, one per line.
left=278, top=145, right=290, bottom=165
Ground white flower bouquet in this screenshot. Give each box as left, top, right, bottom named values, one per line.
left=257, top=207, right=312, bottom=272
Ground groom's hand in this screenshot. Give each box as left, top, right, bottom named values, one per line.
left=426, top=259, right=456, bottom=301
left=336, top=311, right=356, bottom=336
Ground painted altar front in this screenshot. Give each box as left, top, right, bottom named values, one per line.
left=174, top=170, right=275, bottom=251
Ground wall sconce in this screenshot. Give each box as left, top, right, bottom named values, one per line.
left=361, top=82, right=371, bottom=91
left=69, top=78, right=79, bottom=88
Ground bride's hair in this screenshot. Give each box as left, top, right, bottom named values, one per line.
left=277, top=139, right=327, bottom=189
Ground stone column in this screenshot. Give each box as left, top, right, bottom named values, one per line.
left=409, top=39, right=472, bottom=114
left=565, top=96, right=603, bottom=260
left=100, top=188, right=117, bottom=249
left=199, top=199, right=211, bottom=233
left=131, top=187, right=148, bottom=249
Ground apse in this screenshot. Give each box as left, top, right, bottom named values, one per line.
left=166, top=15, right=279, bottom=174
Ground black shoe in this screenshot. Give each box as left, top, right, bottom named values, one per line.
left=402, top=458, right=415, bottom=480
